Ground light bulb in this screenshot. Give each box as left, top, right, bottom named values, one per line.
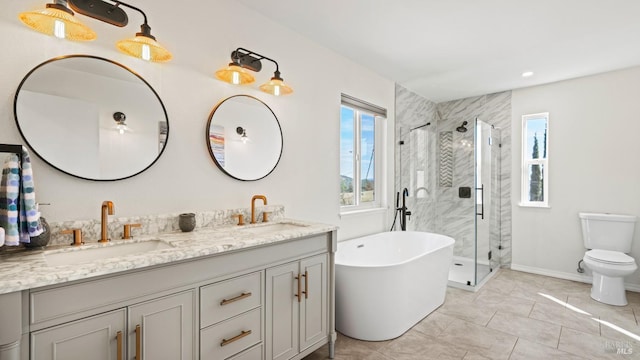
left=54, top=19, right=65, bottom=39
left=273, top=85, right=280, bottom=96
left=232, top=71, right=240, bottom=85
left=141, top=44, right=151, bottom=61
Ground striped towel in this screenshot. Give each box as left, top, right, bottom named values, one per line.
left=0, top=148, right=42, bottom=246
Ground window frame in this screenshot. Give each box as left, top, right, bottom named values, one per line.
left=339, top=94, right=386, bottom=213
left=520, top=112, right=549, bottom=208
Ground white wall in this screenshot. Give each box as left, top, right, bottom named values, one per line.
left=0, top=0, right=395, bottom=239
left=511, top=66, right=640, bottom=288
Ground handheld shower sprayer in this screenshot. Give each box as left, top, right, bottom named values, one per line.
left=390, top=189, right=411, bottom=231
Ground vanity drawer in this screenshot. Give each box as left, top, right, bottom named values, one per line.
left=200, top=307, right=262, bottom=360
left=201, top=271, right=262, bottom=328
left=228, top=343, right=263, bottom=360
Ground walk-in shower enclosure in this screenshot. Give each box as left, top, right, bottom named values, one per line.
left=395, top=86, right=511, bottom=289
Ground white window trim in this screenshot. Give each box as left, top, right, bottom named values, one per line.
left=339, top=96, right=387, bottom=213
left=520, top=112, right=549, bottom=207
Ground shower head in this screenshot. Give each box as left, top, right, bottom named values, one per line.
left=456, top=121, right=468, bottom=133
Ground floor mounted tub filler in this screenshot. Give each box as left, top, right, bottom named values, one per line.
left=336, top=231, right=454, bottom=341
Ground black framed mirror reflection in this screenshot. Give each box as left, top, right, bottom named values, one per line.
left=206, top=95, right=283, bottom=181
left=14, top=55, right=169, bottom=181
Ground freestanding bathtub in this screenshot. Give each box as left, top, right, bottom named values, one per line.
left=336, top=231, right=454, bottom=341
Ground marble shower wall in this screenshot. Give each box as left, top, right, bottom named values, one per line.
left=436, top=92, right=512, bottom=266
left=395, top=85, right=512, bottom=267
left=394, top=86, right=438, bottom=232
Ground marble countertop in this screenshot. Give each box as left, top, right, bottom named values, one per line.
left=0, top=219, right=337, bottom=295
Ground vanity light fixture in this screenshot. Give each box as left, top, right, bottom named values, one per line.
left=18, top=0, right=172, bottom=62
left=215, top=48, right=293, bottom=96
left=18, top=0, right=96, bottom=41
left=111, top=1, right=172, bottom=62
left=113, top=111, right=130, bottom=134
left=215, top=62, right=255, bottom=85
left=236, top=126, right=250, bottom=144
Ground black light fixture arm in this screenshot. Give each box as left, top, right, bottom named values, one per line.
left=67, top=0, right=154, bottom=36
left=232, top=47, right=281, bottom=77
left=109, top=0, right=155, bottom=38
left=110, top=1, right=147, bottom=26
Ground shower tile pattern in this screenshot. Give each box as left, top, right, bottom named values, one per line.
left=439, top=131, right=454, bottom=187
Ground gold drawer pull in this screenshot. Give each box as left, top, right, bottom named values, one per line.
left=116, top=331, right=123, bottom=360
left=303, top=270, right=309, bottom=299
left=221, top=330, right=252, bottom=347
left=220, top=292, right=252, bottom=306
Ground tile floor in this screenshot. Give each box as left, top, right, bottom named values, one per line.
left=304, top=269, right=640, bottom=359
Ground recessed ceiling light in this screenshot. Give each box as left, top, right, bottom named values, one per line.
left=522, top=71, right=534, bottom=78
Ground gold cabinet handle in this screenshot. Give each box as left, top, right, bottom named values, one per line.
left=294, top=274, right=302, bottom=302
left=221, top=330, right=251, bottom=347
left=303, top=270, right=309, bottom=299
left=116, top=331, right=123, bottom=360
left=220, top=292, right=252, bottom=306
left=135, top=324, right=142, bottom=360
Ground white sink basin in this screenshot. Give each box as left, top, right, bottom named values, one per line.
left=240, top=223, right=309, bottom=235
left=45, top=240, right=174, bottom=267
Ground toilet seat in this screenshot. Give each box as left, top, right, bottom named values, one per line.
left=585, top=249, right=635, bottom=265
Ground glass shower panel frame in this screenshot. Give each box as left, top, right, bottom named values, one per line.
left=474, top=118, right=501, bottom=286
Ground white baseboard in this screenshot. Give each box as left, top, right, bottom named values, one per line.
left=510, top=263, right=640, bottom=293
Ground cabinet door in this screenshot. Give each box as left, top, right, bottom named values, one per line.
left=31, top=308, right=126, bottom=360
left=128, top=290, right=195, bottom=360
left=299, top=254, right=328, bottom=351
left=265, top=261, right=299, bottom=360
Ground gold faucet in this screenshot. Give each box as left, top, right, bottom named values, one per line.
left=250, top=195, right=267, bottom=224
left=100, top=201, right=115, bottom=243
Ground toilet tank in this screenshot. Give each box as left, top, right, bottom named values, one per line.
left=579, top=212, right=637, bottom=252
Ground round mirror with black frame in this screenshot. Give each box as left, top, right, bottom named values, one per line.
left=206, top=95, right=283, bottom=181
left=14, top=55, right=169, bottom=181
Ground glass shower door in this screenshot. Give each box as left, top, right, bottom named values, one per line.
left=474, top=118, right=501, bottom=285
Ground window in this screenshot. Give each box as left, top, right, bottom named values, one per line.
left=340, top=94, right=386, bottom=211
left=521, top=113, right=549, bottom=207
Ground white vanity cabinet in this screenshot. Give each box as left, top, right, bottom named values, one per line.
left=30, top=290, right=195, bottom=360
left=0, top=229, right=336, bottom=360
left=266, top=254, right=327, bottom=360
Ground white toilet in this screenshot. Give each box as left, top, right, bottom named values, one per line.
left=580, top=212, right=637, bottom=306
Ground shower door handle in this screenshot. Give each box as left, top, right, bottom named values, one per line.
left=476, top=184, right=484, bottom=220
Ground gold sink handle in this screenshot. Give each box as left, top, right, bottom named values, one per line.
left=122, top=223, right=142, bottom=240
left=60, top=229, right=83, bottom=246
left=233, top=214, right=245, bottom=226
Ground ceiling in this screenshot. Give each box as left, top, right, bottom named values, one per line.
left=238, top=0, right=640, bottom=103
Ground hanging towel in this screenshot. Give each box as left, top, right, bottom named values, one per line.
left=19, top=148, right=43, bottom=243
left=0, top=148, right=42, bottom=246
left=1, top=154, right=21, bottom=246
